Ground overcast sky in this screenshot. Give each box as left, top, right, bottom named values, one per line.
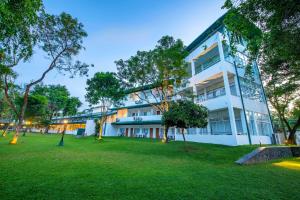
left=15, top=0, right=227, bottom=110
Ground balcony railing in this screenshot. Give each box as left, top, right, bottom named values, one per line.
left=195, top=55, right=221, bottom=74
left=115, top=115, right=162, bottom=123
left=197, top=87, right=226, bottom=102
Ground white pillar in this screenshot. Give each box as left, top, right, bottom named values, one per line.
left=191, top=60, right=195, bottom=76
left=234, top=75, right=240, bottom=96
left=217, top=32, right=225, bottom=62
left=240, top=109, right=247, bottom=135
left=223, top=70, right=238, bottom=144
left=207, top=118, right=212, bottom=135
left=192, top=85, right=197, bottom=103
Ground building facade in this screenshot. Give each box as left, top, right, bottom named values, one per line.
left=101, top=14, right=274, bottom=146
left=44, top=14, right=273, bottom=146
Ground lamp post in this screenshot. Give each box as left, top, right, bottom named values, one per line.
left=58, top=119, right=68, bottom=146
left=23, top=121, right=31, bottom=136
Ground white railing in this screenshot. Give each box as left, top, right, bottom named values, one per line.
left=116, top=115, right=162, bottom=123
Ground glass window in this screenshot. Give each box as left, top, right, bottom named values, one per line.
left=194, top=45, right=221, bottom=74
left=209, top=109, right=232, bottom=135
left=134, top=128, right=140, bottom=134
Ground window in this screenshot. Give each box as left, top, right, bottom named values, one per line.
left=209, top=109, right=232, bottom=135
left=197, top=127, right=208, bottom=135
left=134, top=128, right=140, bottom=135
left=119, top=128, right=125, bottom=135
left=255, top=113, right=272, bottom=136
left=207, top=87, right=225, bottom=99
left=156, top=111, right=161, bottom=115
left=240, top=77, right=264, bottom=102
left=142, top=128, right=149, bottom=135
left=230, top=84, right=237, bottom=96
left=194, top=44, right=221, bottom=74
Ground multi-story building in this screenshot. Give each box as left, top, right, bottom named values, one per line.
left=101, top=14, right=274, bottom=146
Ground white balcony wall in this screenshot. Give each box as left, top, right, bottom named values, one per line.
left=116, top=115, right=162, bottom=123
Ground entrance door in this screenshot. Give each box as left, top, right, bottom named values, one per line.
left=125, top=128, right=128, bottom=137
left=130, top=128, right=134, bottom=137
left=155, top=128, right=160, bottom=139
left=150, top=128, right=153, bottom=139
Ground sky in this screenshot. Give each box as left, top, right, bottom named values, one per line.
left=15, top=0, right=227, bottom=110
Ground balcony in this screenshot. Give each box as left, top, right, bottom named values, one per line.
left=197, top=87, right=226, bottom=103
left=194, top=43, right=221, bottom=75
left=114, top=115, right=162, bottom=125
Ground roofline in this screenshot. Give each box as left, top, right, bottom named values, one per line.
left=185, top=13, right=227, bottom=53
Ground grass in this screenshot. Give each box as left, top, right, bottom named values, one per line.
left=0, top=133, right=299, bottom=200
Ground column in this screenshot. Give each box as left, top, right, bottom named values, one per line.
left=223, top=70, right=238, bottom=144
left=234, top=75, right=240, bottom=96
left=191, top=60, right=196, bottom=76
left=192, top=85, right=197, bottom=103
left=217, top=32, right=225, bottom=62
left=240, top=109, right=247, bottom=135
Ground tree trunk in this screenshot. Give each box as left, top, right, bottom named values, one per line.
left=98, top=115, right=106, bottom=141
left=283, top=116, right=300, bottom=145
left=9, top=86, right=30, bottom=145
left=10, top=122, right=22, bottom=144
left=287, top=130, right=296, bottom=145
left=98, top=121, right=103, bottom=140
left=45, top=125, right=50, bottom=134
left=58, top=126, right=66, bottom=146
left=279, top=116, right=287, bottom=140
left=181, top=128, right=186, bottom=142
left=162, top=126, right=169, bottom=143
left=22, top=127, right=27, bottom=136
left=1, top=125, right=10, bottom=137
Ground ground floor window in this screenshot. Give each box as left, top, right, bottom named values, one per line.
left=142, top=128, right=149, bottom=136
left=119, top=128, right=126, bottom=135
left=209, top=109, right=232, bottom=135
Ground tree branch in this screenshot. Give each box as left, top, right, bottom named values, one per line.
left=3, top=75, right=19, bottom=116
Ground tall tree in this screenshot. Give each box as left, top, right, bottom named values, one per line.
left=1, top=5, right=91, bottom=144
left=162, top=100, right=208, bottom=142
left=222, top=0, right=300, bottom=144
left=63, top=97, right=82, bottom=116
left=16, top=94, right=48, bottom=136
left=116, top=36, right=189, bottom=143
left=85, top=72, right=124, bottom=140
left=32, top=84, right=70, bottom=133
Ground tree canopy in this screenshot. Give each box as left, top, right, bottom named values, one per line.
left=32, top=84, right=82, bottom=132
left=85, top=72, right=125, bottom=140
left=222, top=0, right=300, bottom=144
left=0, top=0, right=92, bottom=144
left=116, top=35, right=190, bottom=142
left=162, top=100, right=208, bottom=142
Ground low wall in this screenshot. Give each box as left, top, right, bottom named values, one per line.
left=175, top=134, right=238, bottom=146
left=236, top=135, right=272, bottom=145
left=236, top=146, right=300, bottom=165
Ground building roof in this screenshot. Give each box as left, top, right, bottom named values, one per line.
left=186, top=13, right=226, bottom=53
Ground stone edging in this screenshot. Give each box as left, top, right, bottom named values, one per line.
left=236, top=146, right=300, bottom=165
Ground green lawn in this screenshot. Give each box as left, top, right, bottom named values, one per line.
left=0, top=133, right=299, bottom=200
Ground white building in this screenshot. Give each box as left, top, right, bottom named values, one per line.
left=101, top=14, right=274, bottom=146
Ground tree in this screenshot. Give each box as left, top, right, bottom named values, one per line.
left=16, top=94, right=48, bottom=136
left=1, top=3, right=91, bottom=144
left=222, top=0, right=300, bottom=144
left=162, top=100, right=208, bottom=142
left=32, top=84, right=71, bottom=133
left=116, top=36, right=189, bottom=143
left=85, top=72, right=125, bottom=140
left=63, top=97, right=82, bottom=116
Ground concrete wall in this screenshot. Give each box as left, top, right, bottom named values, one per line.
left=236, top=135, right=272, bottom=145
left=85, top=120, right=96, bottom=136
left=175, top=133, right=238, bottom=146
